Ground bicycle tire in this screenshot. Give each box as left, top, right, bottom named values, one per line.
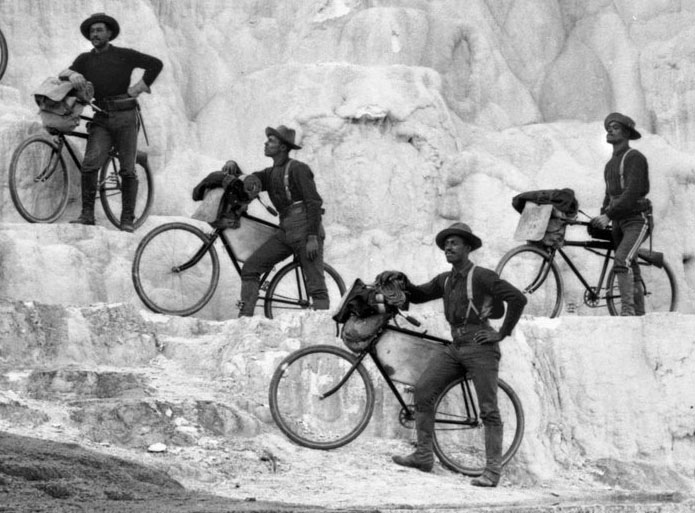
left=99, top=150, right=154, bottom=229
left=0, top=28, right=7, bottom=81
left=132, top=222, right=220, bottom=316
left=9, top=135, right=69, bottom=223
left=268, top=344, right=375, bottom=450
left=496, top=244, right=563, bottom=318
left=433, top=377, right=524, bottom=476
left=263, top=262, right=346, bottom=318
left=606, top=258, right=678, bottom=315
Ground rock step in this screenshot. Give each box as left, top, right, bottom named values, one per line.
left=0, top=365, right=265, bottom=450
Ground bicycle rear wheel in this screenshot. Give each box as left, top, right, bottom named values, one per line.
left=433, top=377, right=524, bottom=476
left=9, top=135, right=69, bottom=223
left=263, top=262, right=346, bottom=318
left=496, top=244, right=563, bottom=318
left=99, top=150, right=154, bottom=229
left=132, top=222, right=220, bottom=316
left=606, top=258, right=677, bottom=315
left=0, top=28, right=8, bottom=81
left=269, top=344, right=375, bottom=450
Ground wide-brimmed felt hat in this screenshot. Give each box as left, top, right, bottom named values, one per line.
left=266, top=125, right=302, bottom=150
left=604, top=112, right=641, bottom=140
left=80, top=13, right=120, bottom=41
left=435, top=222, right=482, bottom=251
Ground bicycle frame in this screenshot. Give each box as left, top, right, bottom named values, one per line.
left=174, top=213, right=313, bottom=309
left=321, top=321, right=481, bottom=428
left=558, top=237, right=616, bottom=305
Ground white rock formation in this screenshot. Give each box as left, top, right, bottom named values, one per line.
left=0, top=301, right=693, bottom=491
left=2, top=1, right=695, bottom=315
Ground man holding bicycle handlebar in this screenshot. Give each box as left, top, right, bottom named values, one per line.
left=59, top=13, right=162, bottom=232
left=223, top=125, right=329, bottom=317
left=590, top=113, right=650, bottom=316
left=388, top=223, right=526, bottom=487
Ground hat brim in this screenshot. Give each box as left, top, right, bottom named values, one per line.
left=265, top=127, right=302, bottom=150
left=80, top=15, right=120, bottom=40
left=435, top=228, right=482, bottom=251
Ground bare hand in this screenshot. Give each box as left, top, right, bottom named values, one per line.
left=590, top=214, right=610, bottom=229
left=68, top=72, right=87, bottom=91
left=223, top=160, right=241, bottom=176
left=306, top=235, right=320, bottom=261
left=473, top=328, right=504, bottom=345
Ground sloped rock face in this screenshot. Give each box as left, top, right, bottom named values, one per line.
left=2, top=1, right=695, bottom=317
left=0, top=299, right=693, bottom=495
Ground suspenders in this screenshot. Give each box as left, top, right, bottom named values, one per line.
left=282, top=159, right=293, bottom=202
left=444, top=265, right=494, bottom=325
left=618, top=148, right=634, bottom=189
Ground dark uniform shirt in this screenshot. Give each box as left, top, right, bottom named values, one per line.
left=252, top=157, right=323, bottom=235
left=69, top=45, right=163, bottom=101
left=601, top=147, right=649, bottom=220
left=407, top=262, right=527, bottom=338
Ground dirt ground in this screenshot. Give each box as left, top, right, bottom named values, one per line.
left=0, top=430, right=690, bottom=513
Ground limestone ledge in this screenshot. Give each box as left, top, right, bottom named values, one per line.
left=0, top=299, right=693, bottom=490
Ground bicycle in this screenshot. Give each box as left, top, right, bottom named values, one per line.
left=131, top=213, right=347, bottom=318
left=495, top=217, right=677, bottom=318
left=0, top=27, right=8, bottom=81
left=8, top=113, right=153, bottom=228
left=268, top=309, right=524, bottom=476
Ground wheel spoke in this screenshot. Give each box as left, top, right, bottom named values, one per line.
left=433, top=378, right=524, bottom=476
left=132, top=223, right=219, bottom=316
left=10, top=137, right=69, bottom=223
left=269, top=345, right=374, bottom=449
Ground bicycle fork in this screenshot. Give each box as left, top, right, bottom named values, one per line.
left=36, top=137, right=65, bottom=183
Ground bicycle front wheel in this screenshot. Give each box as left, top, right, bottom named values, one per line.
left=132, top=222, right=220, bottom=316
left=263, top=262, right=346, bottom=318
left=269, top=345, right=375, bottom=450
left=0, top=28, right=8, bottom=81
left=99, top=150, right=154, bottom=229
left=9, top=135, right=69, bottom=223
left=606, top=259, right=678, bottom=315
left=496, top=244, right=563, bottom=318
left=433, top=377, right=524, bottom=476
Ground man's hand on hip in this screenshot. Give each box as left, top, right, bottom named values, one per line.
left=306, top=235, right=319, bottom=261
left=473, top=328, right=504, bottom=345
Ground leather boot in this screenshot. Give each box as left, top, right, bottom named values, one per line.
left=238, top=279, right=260, bottom=317
left=119, top=176, right=139, bottom=233
left=616, top=270, right=635, bottom=316
left=634, top=278, right=645, bottom=316
left=392, top=411, right=434, bottom=472
left=70, top=172, right=98, bottom=225
left=471, top=424, right=503, bottom=487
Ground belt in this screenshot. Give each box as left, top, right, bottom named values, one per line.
left=281, top=201, right=306, bottom=218
left=96, top=96, right=138, bottom=112
left=451, top=323, right=486, bottom=343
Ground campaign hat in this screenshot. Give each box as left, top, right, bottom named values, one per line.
left=435, top=222, right=482, bottom=251
left=80, top=13, right=120, bottom=40
left=604, top=112, right=641, bottom=140
left=265, top=125, right=302, bottom=150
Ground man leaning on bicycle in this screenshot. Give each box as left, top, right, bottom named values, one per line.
left=59, top=12, right=163, bottom=232
left=384, top=222, right=527, bottom=487
left=590, top=112, right=651, bottom=316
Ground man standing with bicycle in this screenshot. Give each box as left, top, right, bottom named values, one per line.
left=222, top=125, right=329, bottom=316
left=591, top=113, right=650, bottom=316
left=59, top=13, right=162, bottom=232
left=388, top=223, right=526, bottom=487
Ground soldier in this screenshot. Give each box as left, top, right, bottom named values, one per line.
left=389, top=222, right=527, bottom=487
left=591, top=113, right=650, bottom=315
left=223, top=125, right=329, bottom=316
left=59, top=13, right=163, bottom=231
